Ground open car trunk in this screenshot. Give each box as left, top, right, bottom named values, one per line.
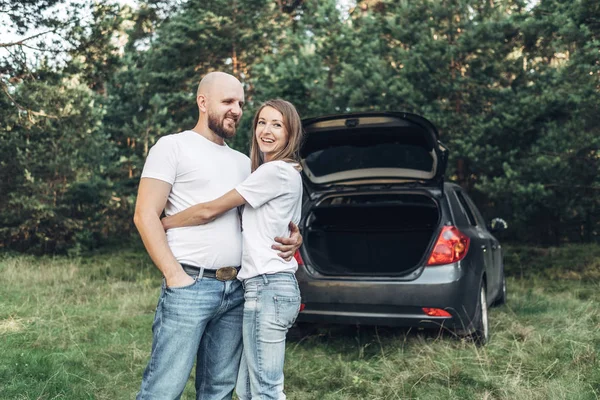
left=300, top=112, right=448, bottom=190
left=304, top=193, right=440, bottom=276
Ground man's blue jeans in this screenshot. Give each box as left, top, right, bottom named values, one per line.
left=236, top=273, right=301, bottom=400
left=137, top=271, right=244, bottom=400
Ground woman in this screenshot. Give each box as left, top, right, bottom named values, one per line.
left=162, top=99, right=304, bottom=400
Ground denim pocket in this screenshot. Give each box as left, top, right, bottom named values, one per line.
left=165, top=279, right=197, bottom=291
left=274, top=295, right=301, bottom=328
left=244, top=290, right=258, bottom=302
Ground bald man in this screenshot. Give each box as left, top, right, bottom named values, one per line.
left=134, top=72, right=302, bottom=400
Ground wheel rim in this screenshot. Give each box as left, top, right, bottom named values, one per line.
left=480, top=287, right=489, bottom=340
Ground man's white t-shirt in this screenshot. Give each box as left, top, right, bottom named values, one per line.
left=141, top=130, right=250, bottom=269
left=235, top=160, right=303, bottom=280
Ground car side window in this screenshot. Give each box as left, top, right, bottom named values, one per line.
left=462, top=192, right=487, bottom=228
left=455, top=191, right=477, bottom=226
left=446, top=190, right=469, bottom=227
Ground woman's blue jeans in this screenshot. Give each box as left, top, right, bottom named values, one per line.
left=236, top=273, right=301, bottom=400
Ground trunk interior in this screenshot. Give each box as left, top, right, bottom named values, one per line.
left=304, top=193, right=440, bottom=276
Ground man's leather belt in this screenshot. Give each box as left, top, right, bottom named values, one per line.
left=181, top=264, right=240, bottom=281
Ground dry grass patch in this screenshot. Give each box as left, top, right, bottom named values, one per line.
left=0, top=316, right=26, bottom=334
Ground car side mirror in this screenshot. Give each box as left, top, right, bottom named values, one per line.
left=488, top=218, right=508, bottom=233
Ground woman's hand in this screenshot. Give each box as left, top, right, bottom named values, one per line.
left=162, top=190, right=247, bottom=230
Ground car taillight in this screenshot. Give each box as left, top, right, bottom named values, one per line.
left=426, top=226, right=470, bottom=266
left=299, top=303, right=305, bottom=312
left=422, top=307, right=452, bottom=317
left=294, top=250, right=304, bottom=265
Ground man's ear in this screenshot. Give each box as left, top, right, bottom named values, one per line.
left=197, top=94, right=208, bottom=113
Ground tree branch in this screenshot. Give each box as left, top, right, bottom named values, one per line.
left=0, top=30, right=56, bottom=48
left=18, top=42, right=62, bottom=53
left=0, top=81, right=59, bottom=120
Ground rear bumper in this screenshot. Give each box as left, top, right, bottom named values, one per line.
left=296, top=307, right=452, bottom=330
left=296, top=262, right=480, bottom=332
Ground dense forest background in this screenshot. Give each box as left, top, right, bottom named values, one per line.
left=1, top=0, right=598, bottom=254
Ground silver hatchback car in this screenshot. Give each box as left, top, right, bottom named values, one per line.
left=294, top=112, right=507, bottom=344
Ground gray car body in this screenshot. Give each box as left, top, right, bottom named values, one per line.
left=296, top=183, right=504, bottom=333
left=295, top=112, right=504, bottom=335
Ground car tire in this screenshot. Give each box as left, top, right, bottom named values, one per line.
left=288, top=321, right=317, bottom=340
left=469, top=283, right=489, bottom=346
left=493, top=269, right=507, bottom=306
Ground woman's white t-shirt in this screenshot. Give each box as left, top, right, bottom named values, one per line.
left=235, top=160, right=303, bottom=280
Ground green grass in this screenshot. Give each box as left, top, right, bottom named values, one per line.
left=1, top=245, right=600, bottom=399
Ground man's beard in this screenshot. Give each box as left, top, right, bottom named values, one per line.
left=208, top=111, right=238, bottom=139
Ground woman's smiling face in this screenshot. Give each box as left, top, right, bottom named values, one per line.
left=255, top=106, right=289, bottom=162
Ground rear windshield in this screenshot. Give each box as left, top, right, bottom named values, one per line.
left=304, top=143, right=434, bottom=177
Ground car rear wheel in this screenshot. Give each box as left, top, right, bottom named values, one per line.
left=469, top=283, right=489, bottom=345
left=288, top=322, right=317, bottom=340
left=493, top=269, right=507, bottom=306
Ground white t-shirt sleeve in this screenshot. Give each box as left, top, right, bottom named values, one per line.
left=140, top=136, right=178, bottom=184
left=235, top=162, right=287, bottom=208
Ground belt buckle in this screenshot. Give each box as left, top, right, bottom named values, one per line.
left=216, top=266, right=238, bottom=281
